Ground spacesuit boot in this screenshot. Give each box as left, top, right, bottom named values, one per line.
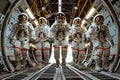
left=27, top=56, right=33, bottom=67
left=43, top=47, right=50, bottom=65
left=14, top=48, right=21, bottom=71
left=79, top=64, right=84, bottom=69
left=22, top=58, right=26, bottom=67
left=62, top=46, right=68, bottom=66
left=54, top=46, right=60, bottom=67
left=73, top=58, right=76, bottom=64
left=62, top=58, right=66, bottom=66
left=21, top=50, right=27, bottom=66
left=15, top=61, right=21, bottom=71
left=103, top=62, right=109, bottom=71
left=78, top=59, right=84, bottom=69
left=102, top=55, right=110, bottom=71
left=56, top=59, right=60, bottom=67
left=95, top=57, right=102, bottom=71
left=37, top=61, right=43, bottom=69
left=15, top=54, right=21, bottom=71
left=45, top=59, right=49, bottom=65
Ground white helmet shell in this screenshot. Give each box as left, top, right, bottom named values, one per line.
left=18, top=13, right=28, bottom=20
left=73, top=17, right=81, bottom=23
left=55, top=12, right=66, bottom=20
left=93, top=14, right=104, bottom=22
left=56, top=12, right=65, bottom=17
left=38, top=17, right=47, bottom=23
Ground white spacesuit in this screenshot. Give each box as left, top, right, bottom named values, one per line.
left=35, top=17, right=50, bottom=69
left=51, top=12, right=71, bottom=67
left=70, top=17, right=86, bottom=68
left=9, top=13, right=36, bottom=71
left=85, top=14, right=114, bottom=71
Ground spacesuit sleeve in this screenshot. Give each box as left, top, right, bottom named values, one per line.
left=65, top=23, right=71, bottom=36
left=50, top=23, right=56, bottom=37
left=46, top=25, right=51, bottom=37
left=28, top=22, right=36, bottom=40
left=9, top=24, right=18, bottom=39
left=105, top=25, right=113, bottom=41
left=85, top=22, right=97, bottom=40
left=70, top=25, right=75, bottom=35
left=90, top=22, right=98, bottom=33
left=35, top=27, right=38, bottom=38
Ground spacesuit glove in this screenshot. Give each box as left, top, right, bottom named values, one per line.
left=69, top=39, right=73, bottom=43
left=29, top=39, right=38, bottom=44
left=9, top=39, right=13, bottom=44
left=49, top=37, right=55, bottom=43
left=110, top=40, right=114, bottom=47
left=34, top=39, right=40, bottom=43
left=29, top=39, right=34, bottom=43
left=69, top=36, right=73, bottom=43
left=86, top=38, right=91, bottom=43
left=46, top=38, right=50, bottom=42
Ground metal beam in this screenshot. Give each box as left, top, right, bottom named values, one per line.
left=78, top=0, right=89, bottom=17
left=69, top=0, right=81, bottom=24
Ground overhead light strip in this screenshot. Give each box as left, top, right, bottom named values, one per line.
left=26, top=8, right=35, bottom=19
left=58, top=0, right=62, bottom=12
left=82, top=7, right=96, bottom=25
left=85, top=7, right=96, bottom=19
left=26, top=8, right=39, bottom=26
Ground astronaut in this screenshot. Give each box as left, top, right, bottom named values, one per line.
left=85, top=14, right=114, bottom=71
left=9, top=13, right=36, bottom=71
left=51, top=12, right=71, bottom=67
left=70, top=17, right=86, bottom=68
left=35, top=17, right=50, bottom=69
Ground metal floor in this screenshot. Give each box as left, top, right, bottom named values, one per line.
left=0, top=63, right=120, bottom=80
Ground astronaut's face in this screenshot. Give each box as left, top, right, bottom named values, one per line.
left=18, top=15, right=27, bottom=23
left=38, top=19, right=46, bottom=25
left=74, top=19, right=81, bottom=25
left=56, top=14, right=65, bottom=23
left=95, top=16, right=104, bottom=25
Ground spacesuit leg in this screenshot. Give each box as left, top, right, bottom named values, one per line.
left=61, top=40, right=68, bottom=66
left=53, top=40, right=60, bottom=67
left=102, top=42, right=110, bottom=71
left=21, top=48, right=28, bottom=66
left=53, top=45, right=60, bottom=67
left=61, top=45, right=68, bottom=65
left=71, top=41, right=78, bottom=64
left=72, top=47, right=78, bottom=64
left=13, top=40, right=21, bottom=71
left=43, top=42, right=50, bottom=64
left=14, top=48, right=21, bottom=70
left=78, top=49, right=85, bottom=69
left=21, top=39, right=33, bottom=67
left=95, top=47, right=103, bottom=71
left=35, top=42, right=43, bottom=69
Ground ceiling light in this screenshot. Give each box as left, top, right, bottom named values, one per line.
left=85, top=7, right=96, bottom=19
left=58, top=0, right=62, bottom=12
left=74, top=7, right=78, bottom=10
left=58, top=0, right=62, bottom=6
left=82, top=7, right=96, bottom=25
left=42, top=7, right=46, bottom=11
left=26, top=8, right=39, bottom=26
left=26, top=8, right=35, bottom=19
